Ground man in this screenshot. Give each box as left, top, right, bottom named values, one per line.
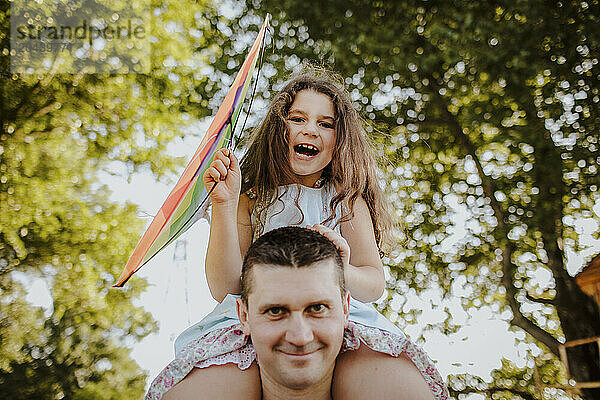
left=159, top=227, right=441, bottom=399
left=236, top=226, right=350, bottom=399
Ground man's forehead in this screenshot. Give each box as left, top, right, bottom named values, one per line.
left=247, top=260, right=341, bottom=306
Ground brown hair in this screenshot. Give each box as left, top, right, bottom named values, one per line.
left=241, top=226, right=345, bottom=303
left=240, top=67, right=392, bottom=250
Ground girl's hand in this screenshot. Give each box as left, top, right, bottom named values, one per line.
left=202, top=149, right=241, bottom=205
left=309, top=224, right=351, bottom=267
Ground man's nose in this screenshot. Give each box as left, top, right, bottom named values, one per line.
left=285, top=314, right=314, bottom=346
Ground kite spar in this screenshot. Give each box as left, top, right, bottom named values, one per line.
left=114, top=15, right=270, bottom=287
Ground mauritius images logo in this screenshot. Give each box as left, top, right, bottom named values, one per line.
left=10, top=0, right=150, bottom=74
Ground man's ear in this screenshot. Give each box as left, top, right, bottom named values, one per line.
left=343, top=291, right=350, bottom=328
left=236, top=297, right=251, bottom=336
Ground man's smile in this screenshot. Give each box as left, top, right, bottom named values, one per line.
left=278, top=348, right=321, bottom=358
left=276, top=343, right=323, bottom=358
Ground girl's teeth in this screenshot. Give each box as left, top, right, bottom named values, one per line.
left=294, top=144, right=319, bottom=156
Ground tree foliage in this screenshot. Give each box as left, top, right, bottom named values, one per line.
left=0, top=0, right=250, bottom=397
left=231, top=0, right=600, bottom=398
left=4, top=0, right=600, bottom=398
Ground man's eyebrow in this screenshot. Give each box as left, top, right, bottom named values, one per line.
left=307, top=299, right=336, bottom=309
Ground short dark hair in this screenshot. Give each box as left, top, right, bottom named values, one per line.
left=241, top=226, right=345, bottom=303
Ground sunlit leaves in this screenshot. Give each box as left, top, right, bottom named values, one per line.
left=0, top=0, right=242, bottom=397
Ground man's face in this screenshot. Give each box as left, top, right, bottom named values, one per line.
left=237, top=260, right=349, bottom=391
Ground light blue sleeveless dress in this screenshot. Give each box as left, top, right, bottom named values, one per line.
left=146, top=184, right=449, bottom=399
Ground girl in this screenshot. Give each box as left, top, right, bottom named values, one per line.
left=147, top=68, right=448, bottom=400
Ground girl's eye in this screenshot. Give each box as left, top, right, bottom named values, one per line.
left=289, top=116, right=304, bottom=123
left=320, top=122, right=334, bottom=129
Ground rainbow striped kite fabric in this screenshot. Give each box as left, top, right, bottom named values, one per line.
left=114, top=15, right=270, bottom=287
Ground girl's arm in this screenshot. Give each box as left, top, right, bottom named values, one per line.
left=203, top=149, right=252, bottom=302
left=312, top=196, right=385, bottom=302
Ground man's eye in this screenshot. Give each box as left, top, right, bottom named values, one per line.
left=308, top=304, right=327, bottom=313
left=266, top=307, right=284, bottom=316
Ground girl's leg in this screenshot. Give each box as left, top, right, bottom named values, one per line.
left=163, top=362, right=261, bottom=400
left=332, top=345, right=435, bottom=400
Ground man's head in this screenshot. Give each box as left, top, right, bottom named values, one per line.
left=240, top=226, right=346, bottom=302
left=237, top=226, right=350, bottom=394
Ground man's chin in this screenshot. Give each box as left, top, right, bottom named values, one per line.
left=275, top=358, right=333, bottom=390
left=278, top=372, right=322, bottom=390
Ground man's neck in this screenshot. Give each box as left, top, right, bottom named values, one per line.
left=260, top=373, right=333, bottom=400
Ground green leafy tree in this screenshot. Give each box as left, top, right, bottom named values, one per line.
left=0, top=0, right=255, bottom=397
left=233, top=0, right=600, bottom=398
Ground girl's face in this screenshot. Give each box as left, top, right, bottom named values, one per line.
left=286, top=90, right=336, bottom=187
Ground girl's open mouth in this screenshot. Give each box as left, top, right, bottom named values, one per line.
left=294, top=144, right=319, bottom=157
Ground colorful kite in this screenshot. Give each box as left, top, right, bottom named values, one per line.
left=114, top=15, right=270, bottom=287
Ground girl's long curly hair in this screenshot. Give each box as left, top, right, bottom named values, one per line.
left=240, top=67, right=392, bottom=251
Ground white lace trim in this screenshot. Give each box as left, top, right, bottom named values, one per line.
left=147, top=322, right=449, bottom=400
left=195, top=345, right=256, bottom=370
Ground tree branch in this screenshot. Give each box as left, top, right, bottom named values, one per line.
left=502, top=243, right=561, bottom=356
left=526, top=293, right=556, bottom=306
left=424, top=74, right=508, bottom=231
left=32, top=101, right=60, bottom=119
left=13, top=99, right=60, bottom=138
left=449, top=386, right=538, bottom=400
left=445, top=109, right=507, bottom=231
left=415, top=117, right=453, bottom=126
left=13, top=81, right=42, bottom=119
left=423, top=79, right=562, bottom=356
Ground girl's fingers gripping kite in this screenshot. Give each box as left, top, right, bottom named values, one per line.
left=210, top=149, right=232, bottom=180
left=202, top=149, right=241, bottom=203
